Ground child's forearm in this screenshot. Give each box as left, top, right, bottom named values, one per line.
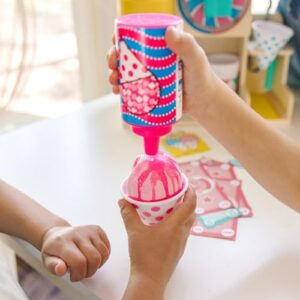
left=123, top=273, right=165, bottom=300
left=0, top=180, right=69, bottom=250
left=192, top=77, right=300, bottom=211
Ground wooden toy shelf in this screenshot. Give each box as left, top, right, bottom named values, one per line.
left=180, top=7, right=295, bottom=124
left=246, top=44, right=294, bottom=123
left=181, top=6, right=251, bottom=100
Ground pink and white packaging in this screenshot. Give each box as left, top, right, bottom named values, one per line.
left=121, top=152, right=189, bottom=225
left=115, top=13, right=184, bottom=127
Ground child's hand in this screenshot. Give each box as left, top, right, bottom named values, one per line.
left=107, top=28, right=218, bottom=118
left=107, top=44, right=120, bottom=95
left=165, top=27, right=218, bottom=116
left=41, top=225, right=111, bottom=282
left=119, top=187, right=196, bottom=295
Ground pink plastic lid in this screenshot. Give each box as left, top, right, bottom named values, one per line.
left=116, top=13, right=183, bottom=29
left=124, top=152, right=184, bottom=202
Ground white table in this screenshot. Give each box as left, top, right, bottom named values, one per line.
left=1, top=93, right=300, bottom=300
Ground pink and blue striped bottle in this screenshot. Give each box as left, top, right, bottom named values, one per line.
left=115, top=13, right=183, bottom=155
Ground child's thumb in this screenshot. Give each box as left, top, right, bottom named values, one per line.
left=118, top=199, right=142, bottom=231
left=43, top=255, right=68, bottom=276
left=166, top=27, right=204, bottom=69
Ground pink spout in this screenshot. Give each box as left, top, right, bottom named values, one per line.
left=144, top=135, right=160, bottom=156
left=132, top=125, right=172, bottom=155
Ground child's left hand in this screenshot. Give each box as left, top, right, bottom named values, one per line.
left=41, top=225, right=111, bottom=282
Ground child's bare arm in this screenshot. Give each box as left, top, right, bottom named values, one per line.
left=166, top=28, right=300, bottom=211
left=0, top=180, right=110, bottom=281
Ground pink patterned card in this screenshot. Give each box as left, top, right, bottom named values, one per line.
left=216, top=179, right=253, bottom=217
left=180, top=158, right=253, bottom=241
left=180, top=161, right=234, bottom=215
left=191, top=217, right=238, bottom=241
left=201, top=159, right=237, bottom=180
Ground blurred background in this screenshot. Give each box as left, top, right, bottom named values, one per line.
left=0, top=0, right=279, bottom=134
left=0, top=0, right=80, bottom=132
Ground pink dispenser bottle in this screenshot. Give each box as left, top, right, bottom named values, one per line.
left=115, top=13, right=183, bottom=155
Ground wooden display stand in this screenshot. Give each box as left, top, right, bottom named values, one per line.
left=176, top=3, right=252, bottom=100
left=176, top=2, right=295, bottom=124
left=246, top=15, right=294, bottom=123
left=247, top=46, right=294, bottom=123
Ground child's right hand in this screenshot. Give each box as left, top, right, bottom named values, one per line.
left=107, top=27, right=219, bottom=119
left=41, top=225, right=111, bottom=282
left=119, top=187, right=196, bottom=298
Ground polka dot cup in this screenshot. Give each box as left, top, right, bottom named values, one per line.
left=121, top=174, right=189, bottom=226
left=252, top=20, right=294, bottom=71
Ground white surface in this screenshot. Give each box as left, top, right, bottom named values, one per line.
left=0, top=239, right=28, bottom=300
left=0, top=93, right=300, bottom=299
left=0, top=239, right=17, bottom=280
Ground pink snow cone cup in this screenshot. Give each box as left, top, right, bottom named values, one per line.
left=121, top=152, right=189, bottom=225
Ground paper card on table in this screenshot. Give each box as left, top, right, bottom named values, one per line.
left=198, top=208, right=241, bottom=229
left=161, top=131, right=210, bottom=158
left=181, top=161, right=234, bottom=214
left=194, top=182, right=234, bottom=215
left=181, top=159, right=252, bottom=216
left=180, top=160, right=207, bottom=177
left=191, top=217, right=238, bottom=241
left=216, top=179, right=253, bottom=217
left=201, top=159, right=237, bottom=180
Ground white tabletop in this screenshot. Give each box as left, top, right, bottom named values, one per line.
left=1, top=93, right=300, bottom=300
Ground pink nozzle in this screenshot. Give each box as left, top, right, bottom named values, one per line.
left=132, top=125, right=172, bottom=155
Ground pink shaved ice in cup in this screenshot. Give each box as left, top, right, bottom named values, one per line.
left=121, top=152, right=189, bottom=225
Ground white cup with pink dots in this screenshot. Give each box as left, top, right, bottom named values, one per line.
left=121, top=173, right=189, bottom=226
left=120, top=152, right=189, bottom=225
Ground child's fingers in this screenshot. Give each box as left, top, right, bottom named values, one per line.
left=95, top=226, right=111, bottom=255
left=108, top=69, right=120, bottom=94
left=107, top=46, right=118, bottom=70
left=167, top=187, right=197, bottom=226
left=119, top=199, right=144, bottom=232
left=43, top=255, right=67, bottom=276
left=90, top=236, right=110, bottom=268
left=112, top=85, right=120, bottom=94
left=60, top=243, right=87, bottom=282
left=54, top=259, right=68, bottom=276
left=54, top=260, right=68, bottom=276
left=166, top=27, right=204, bottom=70
left=109, top=70, right=119, bottom=86
left=75, top=240, right=102, bottom=278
